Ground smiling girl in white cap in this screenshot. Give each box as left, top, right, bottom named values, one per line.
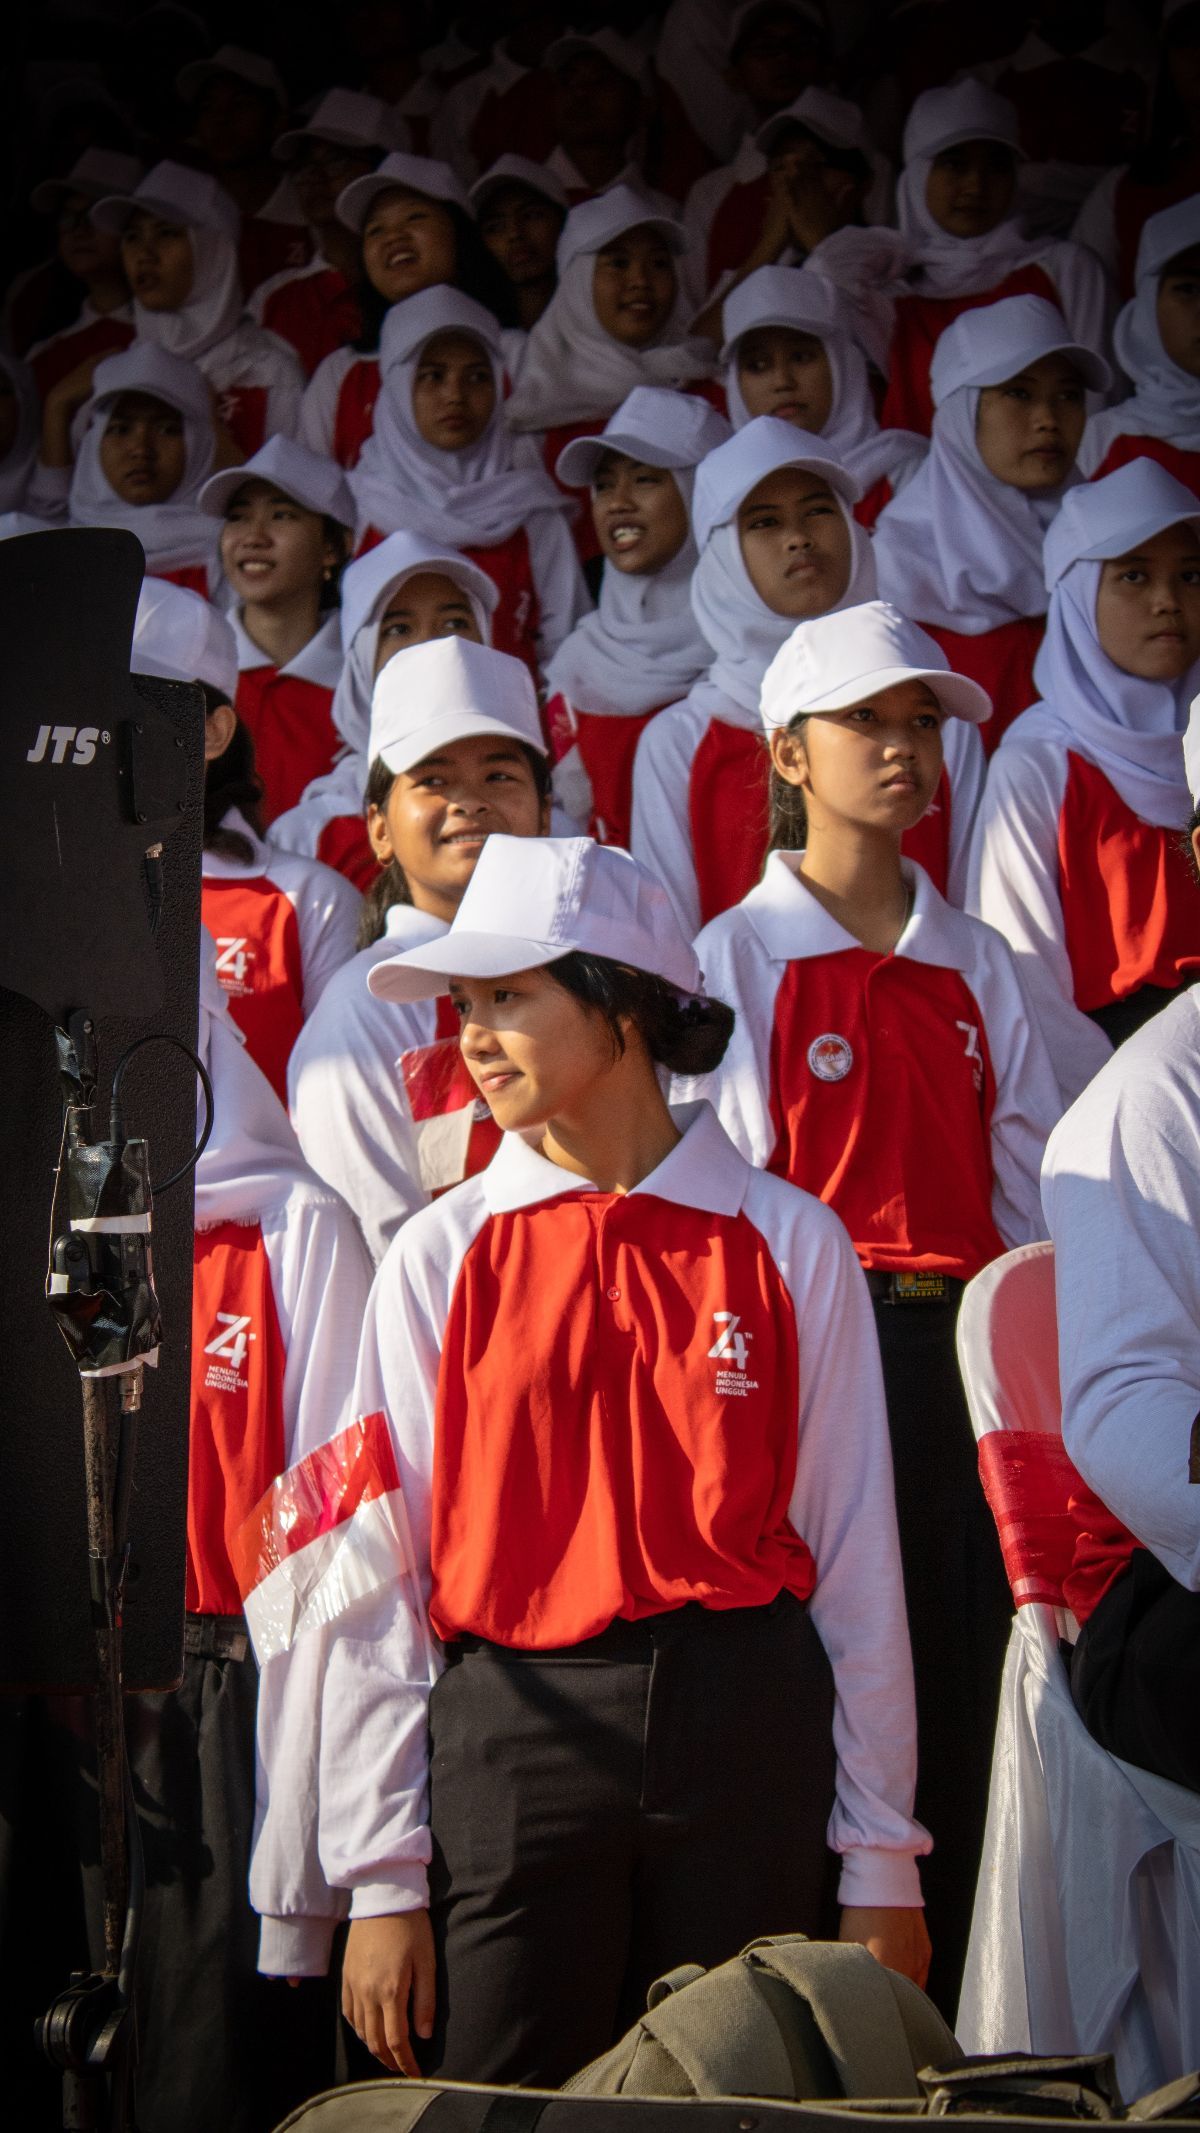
left=269, top=530, right=499, bottom=889
left=873, top=293, right=1111, bottom=751
left=680, top=599, right=1060, bottom=2012
left=287, top=636, right=552, bottom=1262
left=970, top=459, right=1200, bottom=1104
left=243, top=831, right=930, bottom=2084
left=545, top=385, right=730, bottom=846
left=200, top=435, right=356, bottom=821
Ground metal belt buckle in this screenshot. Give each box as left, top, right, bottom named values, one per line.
left=892, top=1270, right=949, bottom=1304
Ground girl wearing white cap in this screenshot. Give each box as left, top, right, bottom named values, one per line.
left=1079, top=196, right=1200, bottom=488
left=815, top=82, right=1108, bottom=438
left=470, top=157, right=568, bottom=332
left=631, top=415, right=985, bottom=933
left=503, top=185, right=716, bottom=558
left=270, top=531, right=499, bottom=889
left=91, top=160, right=305, bottom=454
left=32, top=343, right=223, bottom=596
left=131, top=579, right=361, bottom=1104
left=243, top=831, right=931, bottom=2082
left=200, top=436, right=356, bottom=822
left=297, top=151, right=513, bottom=472
left=288, top=637, right=552, bottom=1264
left=249, top=89, right=400, bottom=378
left=546, top=386, right=731, bottom=847
left=680, top=599, right=1060, bottom=2009
left=119, top=943, right=370, bottom=2133
left=873, top=294, right=1111, bottom=753
left=720, top=265, right=925, bottom=526
left=25, top=147, right=141, bottom=400
left=970, top=459, right=1200, bottom=1105
left=350, top=286, right=587, bottom=671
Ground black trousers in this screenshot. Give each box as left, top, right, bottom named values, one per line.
left=421, top=1593, right=839, bottom=2088
left=872, top=1297, right=1014, bottom=2020
left=1070, top=1546, right=1200, bottom=1792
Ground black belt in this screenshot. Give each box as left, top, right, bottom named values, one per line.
left=865, top=1269, right=966, bottom=1306
left=184, top=1613, right=249, bottom=1661
left=445, top=1593, right=800, bottom=1665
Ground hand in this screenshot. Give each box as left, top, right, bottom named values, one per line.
left=784, top=166, right=857, bottom=252
left=839, top=1904, right=932, bottom=1990
left=342, top=1910, right=436, bottom=2075
left=41, top=354, right=102, bottom=468
left=45, top=353, right=100, bottom=418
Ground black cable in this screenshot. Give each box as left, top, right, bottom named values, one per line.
left=108, top=1034, right=215, bottom=1193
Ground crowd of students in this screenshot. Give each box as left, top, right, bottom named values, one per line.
left=4, top=3, right=1200, bottom=2128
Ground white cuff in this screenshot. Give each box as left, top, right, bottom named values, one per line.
left=348, top=1869, right=430, bottom=1918
left=258, top=1913, right=340, bottom=1976
left=836, top=1848, right=924, bottom=1909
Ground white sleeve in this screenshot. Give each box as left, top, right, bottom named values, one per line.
left=262, top=1192, right=374, bottom=1464
left=263, top=336, right=306, bottom=440
left=288, top=993, right=431, bottom=1267
left=25, top=460, right=71, bottom=521
left=290, top=863, right=363, bottom=1019
left=943, top=717, right=987, bottom=909
left=751, top=1179, right=930, bottom=1907
left=1070, top=165, right=1124, bottom=282
left=674, top=911, right=779, bottom=1166
left=969, top=928, right=1064, bottom=1248
left=297, top=352, right=345, bottom=458
left=529, top=510, right=592, bottom=668
left=630, top=702, right=704, bottom=940
left=1043, top=239, right=1116, bottom=382
left=968, top=740, right=1113, bottom=1105
left=1042, top=1047, right=1200, bottom=1590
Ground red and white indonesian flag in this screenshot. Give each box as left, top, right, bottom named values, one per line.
left=233, top=1411, right=411, bottom=1661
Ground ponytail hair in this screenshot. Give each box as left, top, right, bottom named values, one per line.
left=545, top=952, right=735, bottom=1077
left=768, top=714, right=809, bottom=854
left=202, top=684, right=265, bottom=861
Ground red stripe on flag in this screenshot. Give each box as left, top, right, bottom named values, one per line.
left=402, top=1035, right=479, bottom=1123
left=231, top=1410, right=401, bottom=1603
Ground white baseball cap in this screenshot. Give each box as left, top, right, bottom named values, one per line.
left=336, top=151, right=469, bottom=233
left=368, top=834, right=705, bottom=1003
left=468, top=155, right=569, bottom=217
left=556, top=184, right=686, bottom=276
left=273, top=87, right=399, bottom=163
left=92, top=159, right=239, bottom=239
left=176, top=44, right=285, bottom=106
left=930, top=293, right=1111, bottom=407
left=130, top=579, right=238, bottom=704
left=719, top=264, right=847, bottom=365
left=544, top=29, right=650, bottom=87
left=692, top=415, right=861, bottom=554
left=1043, top=458, right=1200, bottom=592
left=198, top=434, right=355, bottom=526
left=340, top=532, right=498, bottom=652
left=31, top=148, right=144, bottom=216
left=760, top=600, right=991, bottom=732
left=90, top=342, right=213, bottom=427
left=378, top=285, right=502, bottom=376
left=555, top=386, right=731, bottom=486
left=367, top=636, right=547, bottom=778
left=1133, top=194, right=1200, bottom=287
left=755, top=86, right=872, bottom=160
left=727, top=0, right=826, bottom=58
left=902, top=80, right=1023, bottom=165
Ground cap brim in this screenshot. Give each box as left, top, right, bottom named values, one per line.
left=1079, top=505, right=1200, bottom=565
left=337, top=169, right=464, bottom=231
left=718, top=311, right=840, bottom=365
left=368, top=929, right=563, bottom=1002
left=555, top=429, right=690, bottom=484
left=90, top=191, right=142, bottom=232
left=374, top=711, right=547, bottom=778
left=921, top=125, right=1026, bottom=162
left=968, top=337, right=1111, bottom=394
left=800, top=662, right=992, bottom=725
left=544, top=35, right=642, bottom=82
left=199, top=466, right=261, bottom=517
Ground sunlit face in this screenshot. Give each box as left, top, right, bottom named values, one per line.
left=592, top=225, right=676, bottom=348
left=410, top=331, right=496, bottom=451
left=735, top=326, right=834, bottom=432
left=477, top=182, right=563, bottom=289
left=974, top=353, right=1086, bottom=491
left=449, top=963, right=622, bottom=1133
left=290, top=135, right=377, bottom=227
left=121, top=209, right=194, bottom=309
left=590, top=449, right=690, bottom=573
left=57, top=189, right=122, bottom=280
left=372, top=570, right=482, bottom=675
left=361, top=186, right=458, bottom=304
left=924, top=139, right=1017, bottom=239
left=367, top=733, right=547, bottom=921
left=220, top=479, right=341, bottom=605
left=1094, top=523, right=1200, bottom=681
left=1156, top=246, right=1200, bottom=379
left=770, top=678, right=946, bottom=836
left=737, top=468, right=852, bottom=617
left=99, top=391, right=186, bottom=503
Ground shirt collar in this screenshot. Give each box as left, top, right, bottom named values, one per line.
left=232, top=606, right=343, bottom=685
left=482, top=1099, right=751, bottom=1219
left=742, top=849, right=975, bottom=973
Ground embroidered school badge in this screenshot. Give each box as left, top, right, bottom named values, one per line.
left=807, top=1032, right=854, bottom=1082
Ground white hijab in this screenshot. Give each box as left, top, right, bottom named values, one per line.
left=135, top=224, right=244, bottom=362
left=331, top=537, right=496, bottom=759
left=69, top=368, right=218, bottom=573
left=1111, top=282, right=1200, bottom=456
left=350, top=287, right=566, bottom=547
left=0, top=356, right=40, bottom=514
left=873, top=386, right=1074, bottom=634
left=545, top=465, right=711, bottom=717
left=504, top=192, right=714, bottom=434
left=688, top=493, right=877, bottom=727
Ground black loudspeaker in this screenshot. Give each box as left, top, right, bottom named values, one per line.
left=0, top=527, right=205, bottom=1693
